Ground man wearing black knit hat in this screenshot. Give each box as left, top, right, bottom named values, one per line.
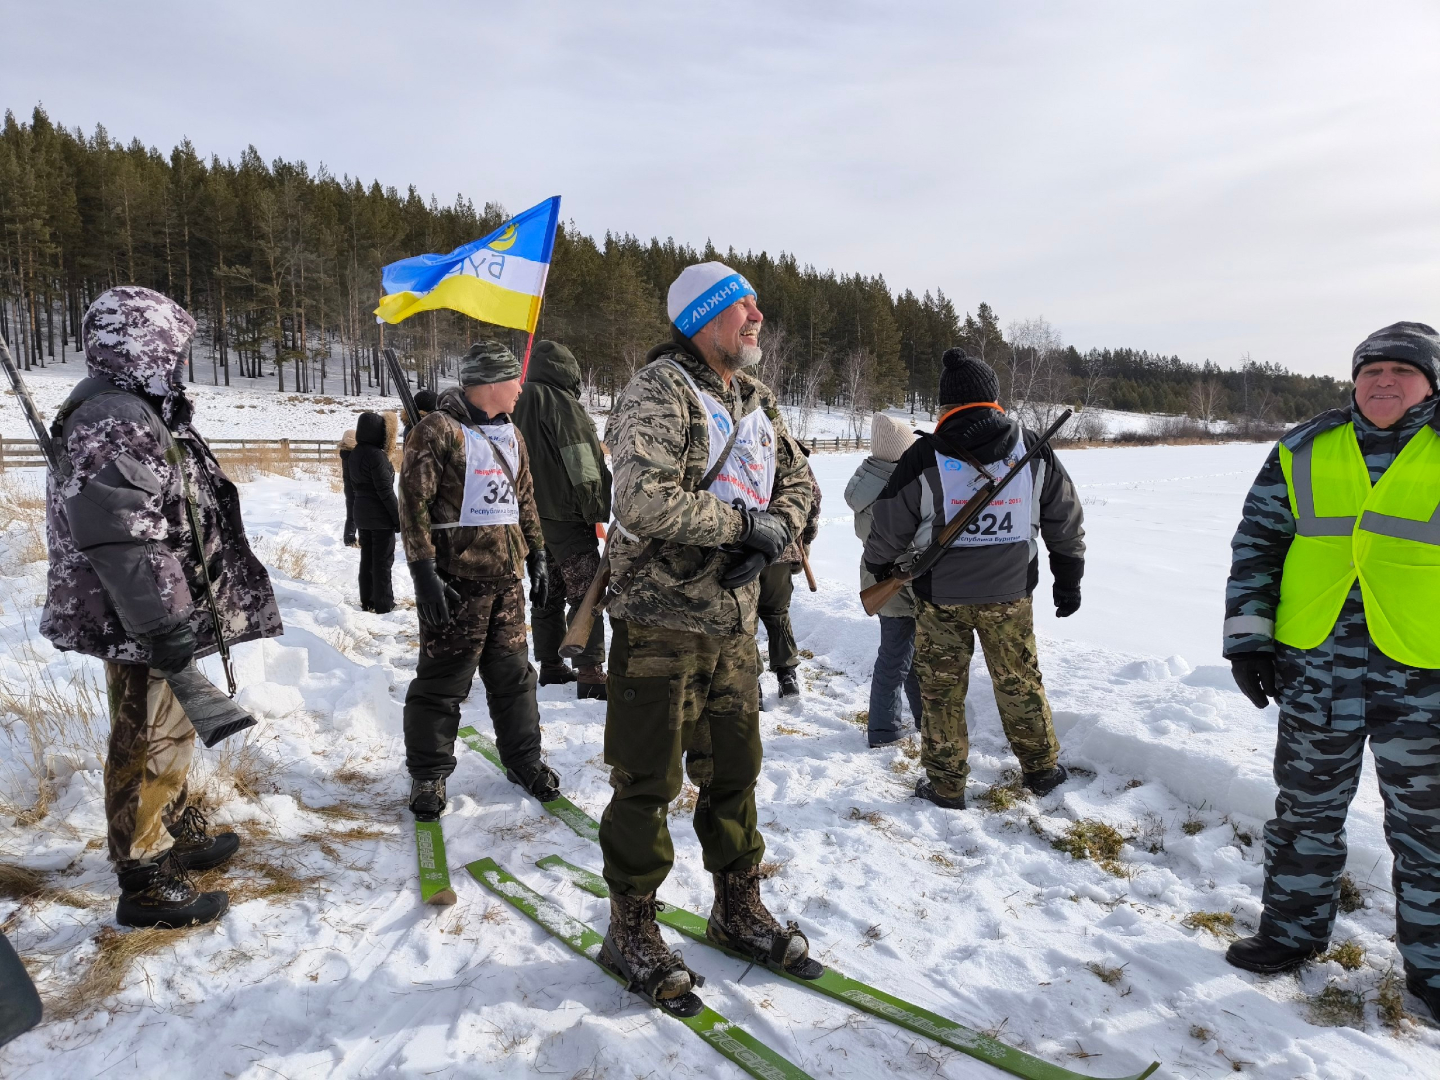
left=863, top=348, right=1086, bottom=808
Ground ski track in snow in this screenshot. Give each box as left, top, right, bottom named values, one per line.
left=1, top=443, right=1438, bottom=1078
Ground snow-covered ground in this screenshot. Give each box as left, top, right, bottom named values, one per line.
left=3, top=365, right=1195, bottom=444
left=2, top=440, right=1437, bottom=1080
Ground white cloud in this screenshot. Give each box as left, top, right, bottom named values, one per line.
left=5, top=0, right=1437, bottom=374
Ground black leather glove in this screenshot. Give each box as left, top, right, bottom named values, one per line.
left=719, top=550, right=767, bottom=590
left=343, top=523, right=357, bottom=547
left=1054, top=585, right=1081, bottom=618
left=1230, top=653, right=1277, bottom=709
left=409, top=559, right=461, bottom=628
left=142, top=621, right=197, bottom=676
left=527, top=548, right=550, bottom=609
left=735, top=509, right=791, bottom=563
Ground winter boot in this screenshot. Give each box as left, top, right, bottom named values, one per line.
left=707, top=867, right=823, bottom=979
left=409, top=777, right=447, bottom=821
left=1225, top=934, right=1323, bottom=974
left=1406, top=972, right=1440, bottom=1022
left=1023, top=764, right=1069, bottom=797
left=506, top=758, right=561, bottom=803
left=777, top=669, right=801, bottom=699
left=600, top=891, right=705, bottom=1016
left=576, top=665, right=608, bottom=701
left=915, top=777, right=966, bottom=810
left=167, top=806, right=240, bottom=872
left=538, top=663, right=577, bottom=687
left=116, top=850, right=229, bottom=929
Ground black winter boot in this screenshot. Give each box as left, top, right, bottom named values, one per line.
left=116, top=850, right=229, bottom=929
left=167, top=806, right=240, bottom=872
left=777, top=669, right=800, bottom=699
left=576, top=664, right=608, bottom=701
left=538, top=663, right=577, bottom=687
left=409, top=777, right=447, bottom=821
left=707, top=867, right=823, bottom=979
left=915, top=777, right=966, bottom=809
left=1023, top=764, right=1069, bottom=797
left=1225, top=934, right=1323, bottom=974
left=506, top=759, right=561, bottom=803
left=600, top=892, right=705, bottom=1016
left=1406, top=972, right=1440, bottom=1022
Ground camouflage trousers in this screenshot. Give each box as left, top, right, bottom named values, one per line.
left=598, top=619, right=765, bottom=896
left=532, top=545, right=604, bottom=668
left=914, top=596, right=1059, bottom=798
left=1262, top=598, right=1440, bottom=989
left=104, top=662, right=194, bottom=871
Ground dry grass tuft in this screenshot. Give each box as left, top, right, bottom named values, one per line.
left=847, top=710, right=869, bottom=728
left=295, top=794, right=369, bottom=821
left=0, top=863, right=96, bottom=907
left=1376, top=969, right=1409, bottom=1031
left=669, top=783, right=699, bottom=817
left=1088, top=961, right=1125, bottom=986
left=1306, top=982, right=1366, bottom=1028
left=0, top=475, right=47, bottom=568
left=1338, top=873, right=1365, bottom=913
left=322, top=624, right=372, bottom=660
left=1182, top=911, right=1238, bottom=939
left=846, top=806, right=886, bottom=827
left=49, top=924, right=202, bottom=1021
left=756, top=860, right=788, bottom=880
left=1323, top=940, right=1365, bottom=971
left=1053, top=819, right=1130, bottom=876
left=261, top=536, right=316, bottom=582
left=0, top=644, right=107, bottom=822
left=978, top=773, right=1025, bottom=813
left=192, top=731, right=279, bottom=803
left=1181, top=817, right=1207, bottom=836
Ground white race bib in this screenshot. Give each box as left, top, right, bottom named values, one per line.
left=668, top=361, right=776, bottom=512
left=937, top=439, right=1031, bottom=547
left=457, top=423, right=520, bottom=527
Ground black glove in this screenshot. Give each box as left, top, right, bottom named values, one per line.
left=527, top=548, right=550, bottom=609
left=735, top=509, right=791, bottom=563
left=409, top=559, right=461, bottom=628
left=343, top=522, right=357, bottom=547
left=1054, top=585, right=1081, bottom=618
left=1230, top=653, right=1277, bottom=709
left=719, top=550, right=767, bottom=590
left=142, top=621, right=197, bottom=676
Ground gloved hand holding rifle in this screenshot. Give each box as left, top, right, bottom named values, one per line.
left=0, top=335, right=255, bottom=748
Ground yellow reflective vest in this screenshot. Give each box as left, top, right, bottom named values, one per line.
left=1276, top=421, right=1440, bottom=668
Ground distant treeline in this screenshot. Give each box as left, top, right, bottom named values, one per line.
left=1, top=105, right=1349, bottom=425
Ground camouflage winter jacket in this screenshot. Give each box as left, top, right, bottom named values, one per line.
left=1223, top=396, right=1440, bottom=659
left=41, top=287, right=282, bottom=664
left=605, top=342, right=813, bottom=636
left=398, top=386, right=544, bottom=581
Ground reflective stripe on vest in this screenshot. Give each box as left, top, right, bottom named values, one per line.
left=1276, top=422, right=1440, bottom=667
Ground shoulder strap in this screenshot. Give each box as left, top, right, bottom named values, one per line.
left=474, top=423, right=518, bottom=489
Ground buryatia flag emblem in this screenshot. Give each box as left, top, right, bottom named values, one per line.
left=374, top=196, right=561, bottom=331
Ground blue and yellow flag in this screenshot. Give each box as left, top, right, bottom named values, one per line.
left=375, top=196, right=561, bottom=331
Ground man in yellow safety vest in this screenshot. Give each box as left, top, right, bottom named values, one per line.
left=1222, top=321, right=1440, bottom=1020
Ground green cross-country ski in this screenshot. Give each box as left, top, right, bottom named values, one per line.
left=467, top=857, right=815, bottom=1080
left=538, top=855, right=1159, bottom=1080
left=413, top=819, right=456, bottom=905
left=460, top=726, right=1160, bottom=1080
left=457, top=725, right=599, bottom=841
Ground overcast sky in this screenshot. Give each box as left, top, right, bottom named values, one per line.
left=5, top=1, right=1437, bottom=375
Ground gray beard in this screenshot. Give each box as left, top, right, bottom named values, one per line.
left=719, top=344, right=763, bottom=371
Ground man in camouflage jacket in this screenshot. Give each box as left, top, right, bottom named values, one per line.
left=1223, top=322, right=1440, bottom=1019
left=596, top=262, right=819, bottom=1010
left=398, top=340, right=557, bottom=818
left=41, top=286, right=281, bottom=928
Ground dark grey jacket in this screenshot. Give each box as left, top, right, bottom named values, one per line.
left=863, top=409, right=1085, bottom=606
left=845, top=456, right=916, bottom=618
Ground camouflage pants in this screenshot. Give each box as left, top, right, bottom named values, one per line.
left=531, top=546, right=604, bottom=668
left=598, top=619, right=764, bottom=896
left=914, top=596, right=1059, bottom=798
left=104, top=662, right=194, bottom=871
left=1262, top=598, right=1440, bottom=988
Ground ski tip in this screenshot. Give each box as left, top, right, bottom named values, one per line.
left=427, top=888, right=458, bottom=906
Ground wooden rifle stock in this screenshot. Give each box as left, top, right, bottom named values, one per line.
left=559, top=535, right=613, bottom=658
left=859, top=409, right=1072, bottom=617
left=800, top=547, right=818, bottom=592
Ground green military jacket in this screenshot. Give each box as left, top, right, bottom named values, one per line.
left=398, top=386, right=545, bottom=582
left=511, top=341, right=612, bottom=563
left=605, top=341, right=813, bottom=636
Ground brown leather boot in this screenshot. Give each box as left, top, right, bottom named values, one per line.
left=576, top=664, right=607, bottom=701
left=601, top=891, right=704, bottom=1015
left=707, top=866, right=823, bottom=978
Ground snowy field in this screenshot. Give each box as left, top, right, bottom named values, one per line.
left=2, top=437, right=1438, bottom=1079
left=2, top=365, right=1179, bottom=444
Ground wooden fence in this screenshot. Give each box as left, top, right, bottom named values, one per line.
left=0, top=434, right=870, bottom=471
